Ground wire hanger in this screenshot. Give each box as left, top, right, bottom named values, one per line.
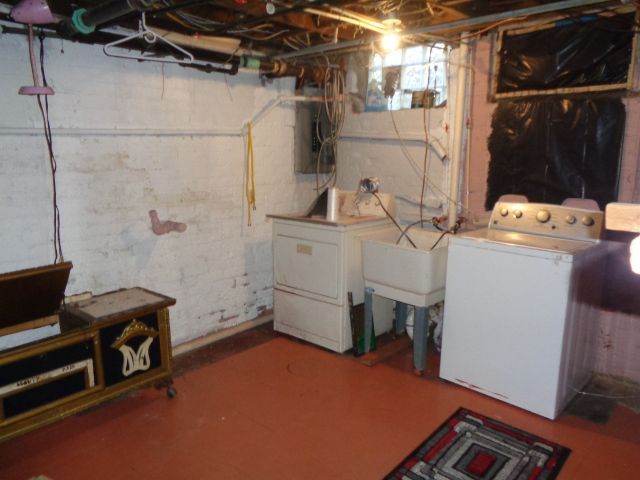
left=104, top=12, right=194, bottom=64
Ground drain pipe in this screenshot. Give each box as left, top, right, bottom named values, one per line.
left=53, top=0, right=327, bottom=80
left=447, top=38, right=469, bottom=230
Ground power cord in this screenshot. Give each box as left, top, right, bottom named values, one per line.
left=420, top=45, right=434, bottom=228
left=395, top=220, right=422, bottom=245
left=37, top=30, right=63, bottom=264
left=315, top=64, right=345, bottom=193
left=372, top=192, right=418, bottom=249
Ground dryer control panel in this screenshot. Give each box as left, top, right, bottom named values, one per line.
left=489, top=202, right=603, bottom=241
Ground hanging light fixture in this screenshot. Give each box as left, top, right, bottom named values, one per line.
left=11, top=0, right=55, bottom=95
left=381, top=14, right=402, bottom=53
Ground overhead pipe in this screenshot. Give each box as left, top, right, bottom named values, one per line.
left=58, top=0, right=160, bottom=36
left=44, top=0, right=334, bottom=79
left=149, top=26, right=259, bottom=56
left=99, top=28, right=319, bottom=77
left=52, top=0, right=328, bottom=79
left=238, top=56, right=327, bottom=81
left=2, top=13, right=317, bottom=79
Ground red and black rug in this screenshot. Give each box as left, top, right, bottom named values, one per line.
left=385, top=408, right=570, bottom=480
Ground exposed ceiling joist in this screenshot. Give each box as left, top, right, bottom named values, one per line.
left=0, top=0, right=633, bottom=67
left=274, top=0, right=616, bottom=59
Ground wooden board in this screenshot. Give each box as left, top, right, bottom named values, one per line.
left=0, top=262, right=72, bottom=331
left=0, top=314, right=59, bottom=338
left=66, top=288, right=175, bottom=323
left=605, top=203, right=640, bottom=233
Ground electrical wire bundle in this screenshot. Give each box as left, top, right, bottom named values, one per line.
left=158, top=0, right=223, bottom=31
left=37, top=31, right=63, bottom=264
left=158, top=0, right=291, bottom=41
left=315, top=65, right=346, bottom=192
left=419, top=45, right=435, bottom=228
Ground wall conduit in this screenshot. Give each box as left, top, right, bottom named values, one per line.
left=448, top=38, right=469, bottom=229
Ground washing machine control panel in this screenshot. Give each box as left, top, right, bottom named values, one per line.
left=489, top=202, right=603, bottom=241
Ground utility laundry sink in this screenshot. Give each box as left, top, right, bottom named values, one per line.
left=362, top=229, right=449, bottom=307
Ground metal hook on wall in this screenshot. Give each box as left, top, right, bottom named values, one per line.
left=103, top=12, right=194, bottom=64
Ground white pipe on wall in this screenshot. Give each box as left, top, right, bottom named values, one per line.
left=448, top=38, right=469, bottom=230
left=0, top=127, right=244, bottom=137
left=463, top=43, right=475, bottom=216
left=339, top=130, right=448, bottom=160
left=0, top=95, right=327, bottom=138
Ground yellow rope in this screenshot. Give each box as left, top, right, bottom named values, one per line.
left=245, top=122, right=256, bottom=226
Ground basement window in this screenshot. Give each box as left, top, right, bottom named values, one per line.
left=366, top=43, right=448, bottom=111
left=491, top=12, right=637, bottom=99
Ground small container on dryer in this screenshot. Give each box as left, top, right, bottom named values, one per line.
left=326, top=187, right=339, bottom=221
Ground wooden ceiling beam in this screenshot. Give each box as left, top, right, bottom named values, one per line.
left=173, top=3, right=362, bottom=40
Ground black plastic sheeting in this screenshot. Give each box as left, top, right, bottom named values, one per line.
left=497, top=13, right=635, bottom=93
left=486, top=97, right=625, bottom=210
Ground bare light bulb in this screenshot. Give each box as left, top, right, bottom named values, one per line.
left=381, top=31, right=400, bottom=52
left=265, top=1, right=275, bottom=15
left=630, top=235, right=640, bottom=274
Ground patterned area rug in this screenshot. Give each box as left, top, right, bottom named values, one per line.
left=386, top=408, right=570, bottom=480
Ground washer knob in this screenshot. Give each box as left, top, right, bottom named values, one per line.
left=565, top=215, right=576, bottom=224
left=536, top=210, right=551, bottom=223
left=513, top=210, right=523, bottom=219
left=500, top=208, right=509, bottom=217
left=582, top=216, right=595, bottom=226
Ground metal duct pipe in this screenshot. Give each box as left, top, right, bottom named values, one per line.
left=59, top=0, right=160, bottom=35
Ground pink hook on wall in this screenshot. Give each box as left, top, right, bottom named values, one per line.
left=149, top=210, right=187, bottom=235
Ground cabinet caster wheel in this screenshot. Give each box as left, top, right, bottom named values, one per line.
left=167, top=386, right=177, bottom=398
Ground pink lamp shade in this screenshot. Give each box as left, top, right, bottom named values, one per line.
left=11, top=0, right=55, bottom=96
left=11, top=0, right=55, bottom=25
left=19, top=83, right=55, bottom=95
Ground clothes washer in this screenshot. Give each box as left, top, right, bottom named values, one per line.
left=440, top=200, right=607, bottom=419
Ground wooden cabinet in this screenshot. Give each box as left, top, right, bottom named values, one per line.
left=0, top=287, right=175, bottom=443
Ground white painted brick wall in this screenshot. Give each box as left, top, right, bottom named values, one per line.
left=0, top=34, right=316, bottom=345
left=338, top=48, right=462, bottom=224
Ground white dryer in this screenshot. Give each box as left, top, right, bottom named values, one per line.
left=440, top=200, right=607, bottom=419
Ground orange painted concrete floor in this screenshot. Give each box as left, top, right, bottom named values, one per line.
left=1, top=328, right=639, bottom=480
